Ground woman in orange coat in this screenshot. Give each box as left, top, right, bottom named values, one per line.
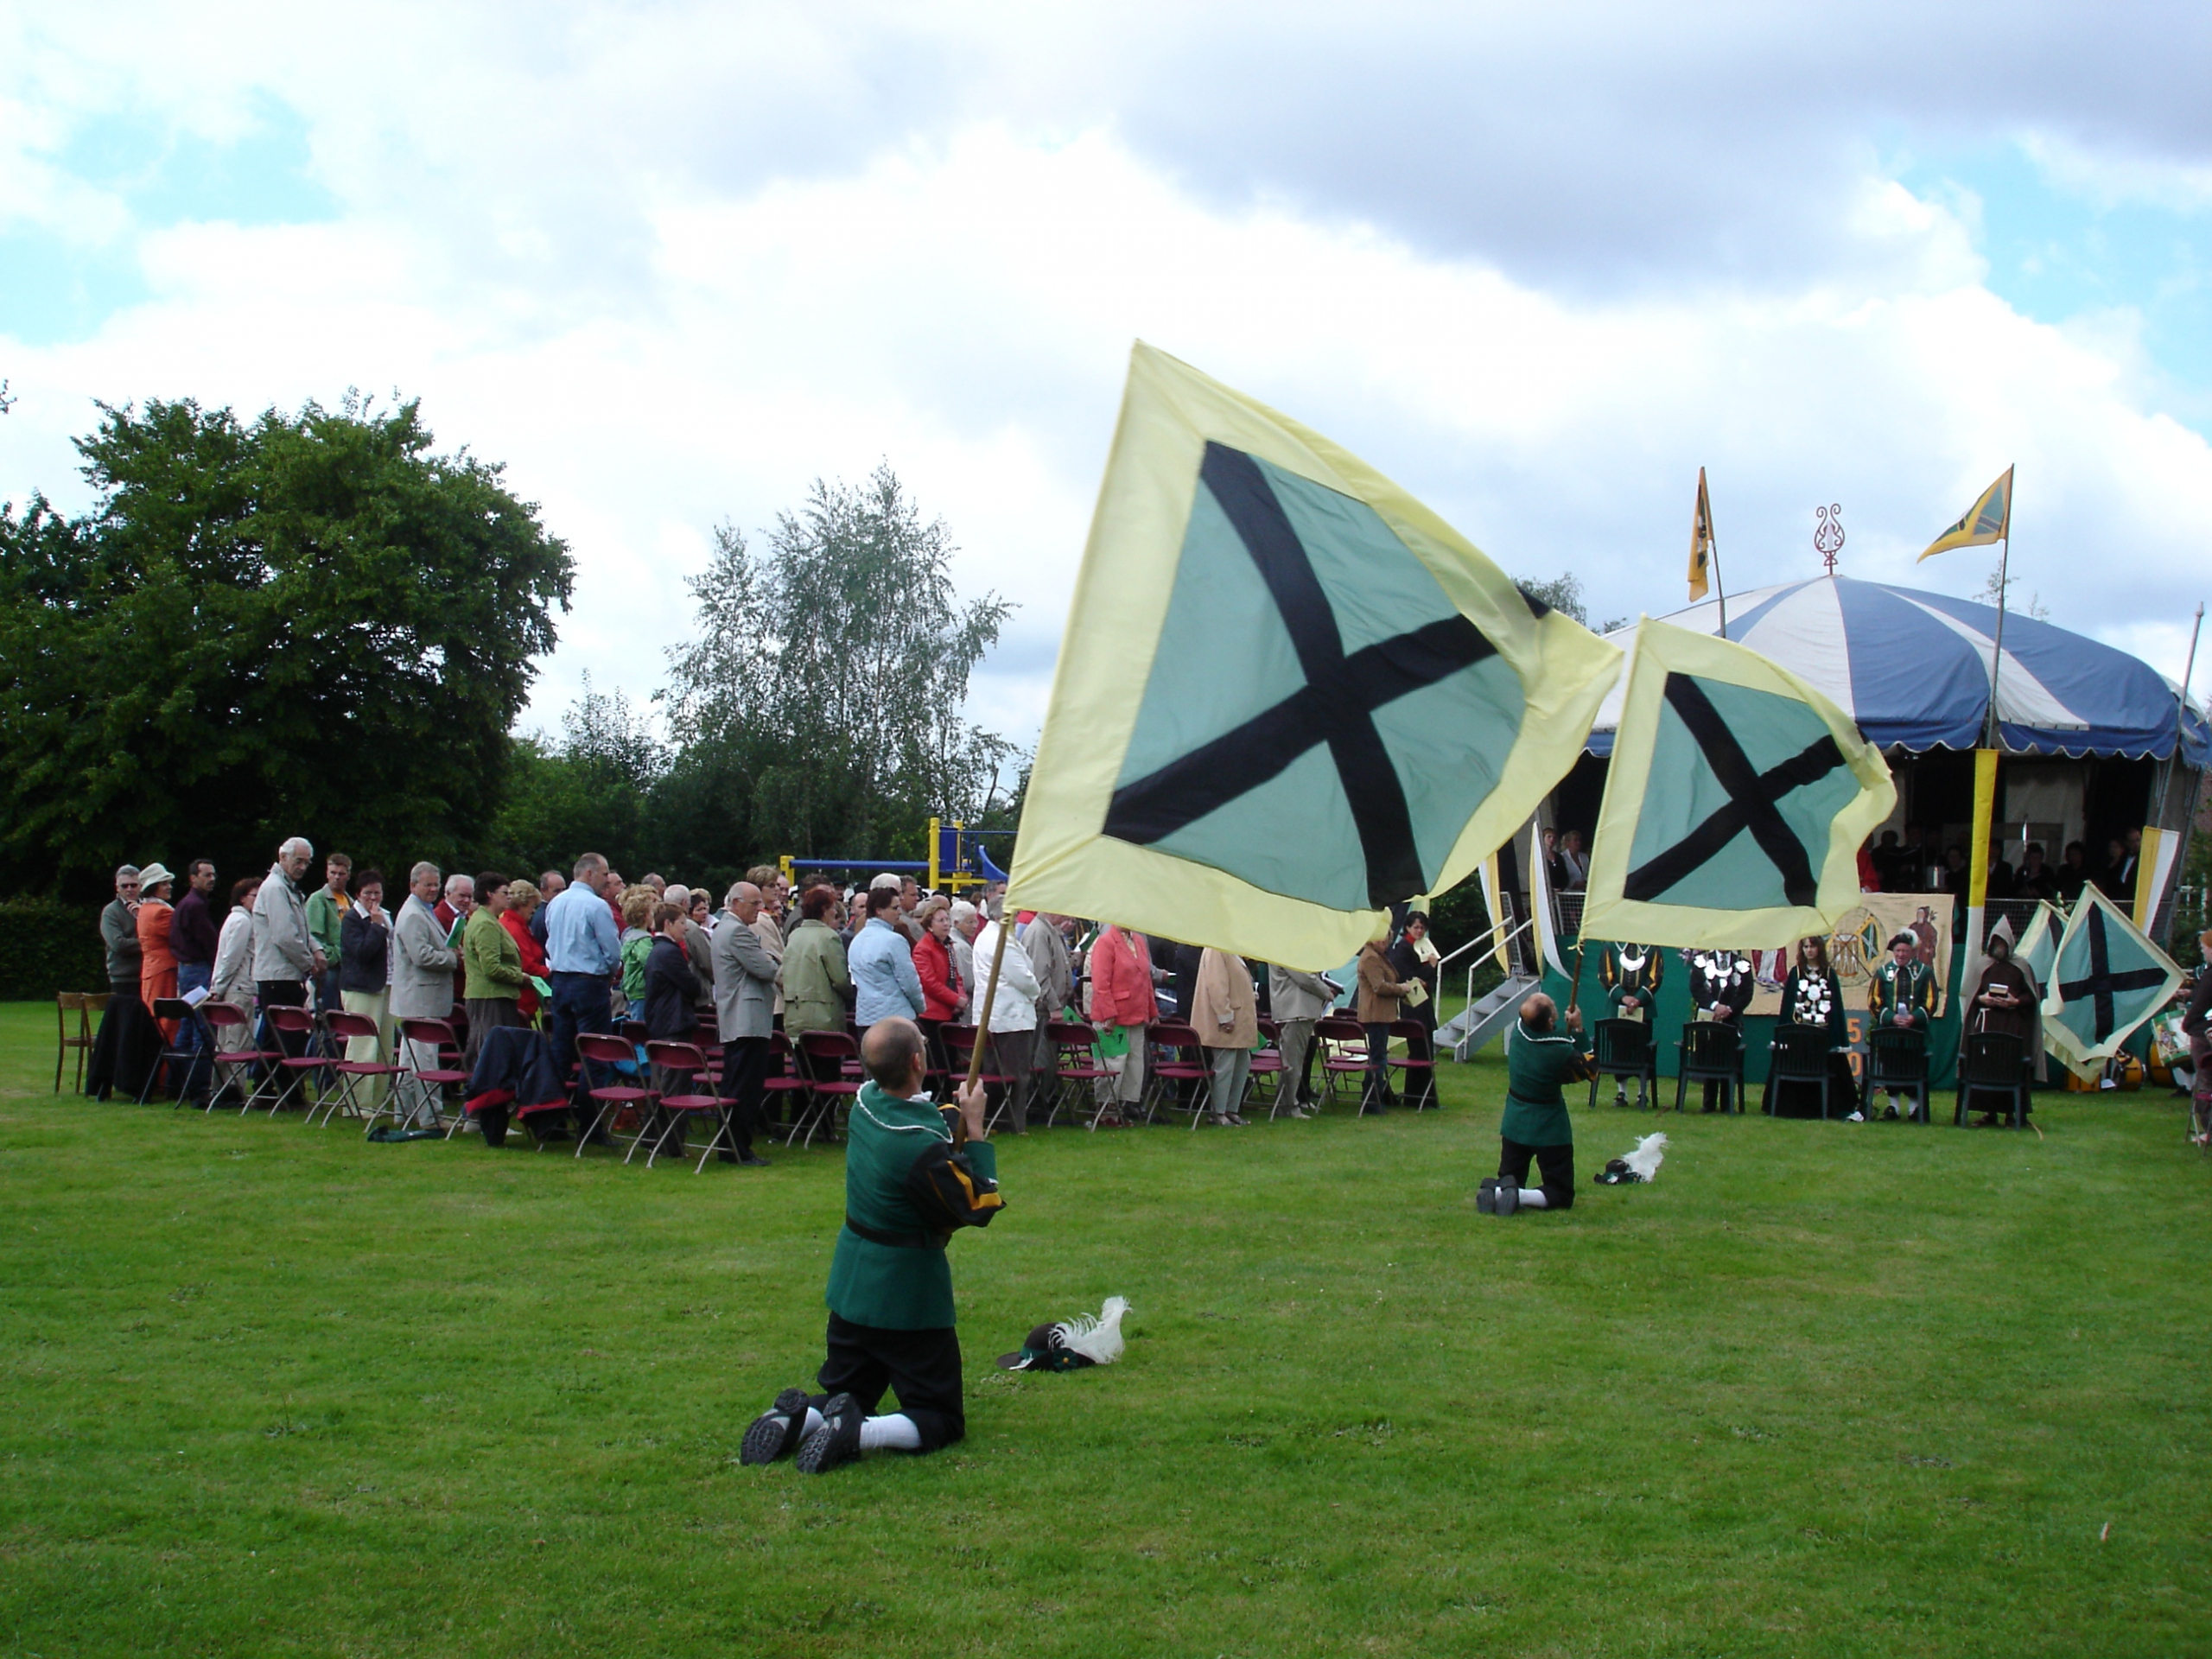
left=499, top=881, right=550, bottom=1021
left=135, top=862, right=181, bottom=1044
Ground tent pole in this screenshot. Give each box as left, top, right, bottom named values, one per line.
left=2152, top=601, right=2203, bottom=834
left=1981, top=531, right=2012, bottom=751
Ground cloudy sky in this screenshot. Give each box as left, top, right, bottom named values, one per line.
left=3, top=2, right=2209, bottom=753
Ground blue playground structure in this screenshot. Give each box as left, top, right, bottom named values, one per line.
left=779, top=817, right=1012, bottom=894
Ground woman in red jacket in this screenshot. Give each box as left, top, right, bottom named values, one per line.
left=499, top=880, right=550, bottom=1022
left=912, top=902, right=966, bottom=1022
left=1086, top=924, right=1158, bottom=1126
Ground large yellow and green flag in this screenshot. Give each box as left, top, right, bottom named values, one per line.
left=1580, top=619, right=1895, bottom=949
left=1917, top=466, right=2013, bottom=561
left=1006, top=342, right=1623, bottom=969
left=2038, top=887, right=2182, bottom=1080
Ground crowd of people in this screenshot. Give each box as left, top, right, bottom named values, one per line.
left=84, top=837, right=1448, bottom=1151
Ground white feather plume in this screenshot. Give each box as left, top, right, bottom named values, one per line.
left=1623, top=1133, right=1668, bottom=1181
left=1052, top=1296, right=1129, bottom=1365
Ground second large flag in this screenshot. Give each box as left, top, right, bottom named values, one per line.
left=1007, top=342, right=1623, bottom=969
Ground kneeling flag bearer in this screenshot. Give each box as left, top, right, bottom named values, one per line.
left=1481, top=994, right=1590, bottom=1216
left=741, top=1017, right=1003, bottom=1473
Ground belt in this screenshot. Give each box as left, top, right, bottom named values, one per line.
left=843, top=1215, right=943, bottom=1251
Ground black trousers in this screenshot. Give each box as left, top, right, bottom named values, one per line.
left=1363, top=1021, right=1395, bottom=1107
left=812, top=1313, right=965, bottom=1452
left=257, top=980, right=310, bottom=1059
left=718, top=1034, right=767, bottom=1153
left=1499, top=1137, right=1575, bottom=1211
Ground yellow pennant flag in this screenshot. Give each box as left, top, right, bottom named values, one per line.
left=1580, top=619, right=1896, bottom=950
left=1918, top=466, right=2013, bottom=561
left=1688, top=467, right=1714, bottom=601
left=1006, top=342, right=1624, bottom=970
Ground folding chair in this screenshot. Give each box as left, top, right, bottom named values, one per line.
left=1314, top=1015, right=1370, bottom=1106
left=797, top=1030, right=864, bottom=1147
left=138, top=998, right=202, bottom=1106
left=1046, top=1020, right=1112, bottom=1127
left=321, top=1009, right=404, bottom=1128
left=393, top=1017, right=470, bottom=1136
left=1861, top=1027, right=1930, bottom=1122
left=1388, top=1019, right=1436, bottom=1111
left=263, top=1004, right=332, bottom=1116
left=1761, top=1023, right=1838, bottom=1119
left=1586, top=1018, right=1658, bottom=1110
left=942, top=1026, right=1021, bottom=1134
left=200, top=1001, right=281, bottom=1111
left=1673, top=1020, right=1745, bottom=1114
left=1955, top=1031, right=2029, bottom=1128
left=641, top=1039, right=728, bottom=1170
left=1141, top=1022, right=1211, bottom=1125
left=575, top=1032, right=652, bottom=1157
left=1249, top=1018, right=1287, bottom=1116
left=54, top=991, right=104, bottom=1094
left=762, top=1031, right=811, bottom=1137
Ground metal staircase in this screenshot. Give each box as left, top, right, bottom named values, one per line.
left=1438, top=972, right=1541, bottom=1061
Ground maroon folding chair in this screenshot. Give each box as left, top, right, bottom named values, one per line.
left=1250, top=1017, right=1288, bottom=1117
left=395, top=1017, right=470, bottom=1136
left=321, top=1009, right=404, bottom=1128
left=199, top=1001, right=281, bottom=1111
left=941, top=1025, right=1019, bottom=1134
left=263, top=1004, right=331, bottom=1116
left=1142, top=1021, right=1211, bottom=1126
left=1389, top=1018, right=1437, bottom=1111
left=575, top=1032, right=652, bottom=1159
left=640, top=1039, right=726, bottom=1171
left=762, top=1030, right=810, bottom=1137
left=1046, top=1020, right=1112, bottom=1128
left=796, top=1029, right=863, bottom=1148
left=1315, top=1014, right=1370, bottom=1106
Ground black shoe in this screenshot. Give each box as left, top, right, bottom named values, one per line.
left=1478, top=1177, right=1498, bottom=1215
left=795, top=1392, right=864, bottom=1474
left=740, top=1388, right=815, bottom=1465
left=738, top=1149, right=771, bottom=1167
left=1495, top=1177, right=1521, bottom=1217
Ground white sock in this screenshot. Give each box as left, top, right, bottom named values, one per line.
left=858, top=1414, right=923, bottom=1452
left=1519, top=1188, right=1550, bottom=1210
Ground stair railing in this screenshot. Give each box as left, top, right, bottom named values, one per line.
left=1438, top=917, right=1535, bottom=1034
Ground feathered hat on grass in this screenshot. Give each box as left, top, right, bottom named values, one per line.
left=1595, top=1133, right=1669, bottom=1185
left=995, top=1297, right=1130, bottom=1372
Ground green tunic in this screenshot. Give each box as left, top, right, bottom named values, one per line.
left=1499, top=1019, right=1589, bottom=1147
left=825, top=1081, right=1001, bottom=1331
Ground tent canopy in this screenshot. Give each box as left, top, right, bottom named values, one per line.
left=1586, top=576, right=2209, bottom=767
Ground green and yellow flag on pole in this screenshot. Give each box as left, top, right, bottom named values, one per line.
left=2038, top=887, right=2182, bottom=1081
left=1580, top=619, right=1896, bottom=949
left=1688, top=466, right=1715, bottom=602
left=1918, top=466, right=2013, bottom=561
left=1006, top=342, right=1623, bottom=970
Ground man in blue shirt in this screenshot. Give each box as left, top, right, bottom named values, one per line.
left=847, top=887, right=925, bottom=1033
left=543, top=850, right=621, bottom=1071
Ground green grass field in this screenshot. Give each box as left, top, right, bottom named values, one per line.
left=6, top=1000, right=2210, bottom=1656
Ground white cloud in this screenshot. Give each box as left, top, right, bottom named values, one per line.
left=3, top=3, right=2210, bottom=756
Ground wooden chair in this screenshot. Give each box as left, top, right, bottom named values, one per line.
left=1762, top=1023, right=1839, bottom=1120
left=1586, top=1018, right=1658, bottom=1110
left=1673, top=1020, right=1745, bottom=1115
left=54, top=992, right=105, bottom=1094
left=1955, top=1031, right=2030, bottom=1128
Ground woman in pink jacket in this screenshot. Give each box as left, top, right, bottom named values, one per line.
left=1087, top=925, right=1157, bottom=1126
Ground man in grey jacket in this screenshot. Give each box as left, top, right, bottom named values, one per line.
left=391, top=861, right=460, bottom=1126
left=100, top=865, right=143, bottom=996
left=711, top=880, right=779, bottom=1166
left=252, top=837, right=322, bottom=1058
left=1268, top=963, right=1334, bottom=1118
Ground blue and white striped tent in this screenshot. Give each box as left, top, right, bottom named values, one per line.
left=1587, top=576, right=2209, bottom=764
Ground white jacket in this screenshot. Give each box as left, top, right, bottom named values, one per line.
left=972, top=920, right=1044, bottom=1033
left=213, top=907, right=257, bottom=1003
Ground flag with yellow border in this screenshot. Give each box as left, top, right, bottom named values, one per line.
left=1917, top=466, right=2012, bottom=561
left=1580, top=619, right=1896, bottom=949
left=1006, top=342, right=1624, bottom=970
left=1688, top=467, right=1715, bottom=601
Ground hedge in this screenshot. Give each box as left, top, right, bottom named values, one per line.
left=0, top=896, right=108, bottom=1002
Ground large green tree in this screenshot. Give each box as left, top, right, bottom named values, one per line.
left=0, top=394, right=573, bottom=895
left=660, top=464, right=1014, bottom=865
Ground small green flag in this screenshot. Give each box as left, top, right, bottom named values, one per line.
left=2038, top=887, right=2181, bottom=1079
